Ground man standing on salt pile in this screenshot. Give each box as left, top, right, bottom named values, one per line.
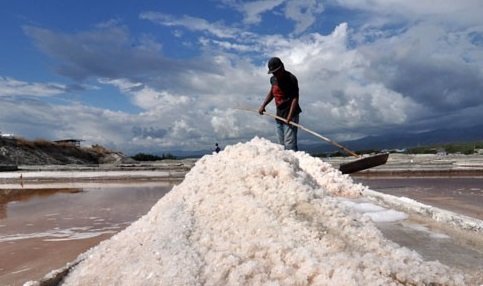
left=259, top=57, right=302, bottom=151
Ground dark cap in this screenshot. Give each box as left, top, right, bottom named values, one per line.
left=267, top=57, right=284, bottom=74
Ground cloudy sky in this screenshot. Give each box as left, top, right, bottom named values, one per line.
left=1, top=1, right=482, bottom=155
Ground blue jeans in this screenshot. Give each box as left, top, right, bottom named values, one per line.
left=275, top=114, right=299, bottom=151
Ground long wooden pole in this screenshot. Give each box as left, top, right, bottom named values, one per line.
left=235, top=106, right=360, bottom=158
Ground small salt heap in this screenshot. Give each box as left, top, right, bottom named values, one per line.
left=59, top=137, right=467, bottom=285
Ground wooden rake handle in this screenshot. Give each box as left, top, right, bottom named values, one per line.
left=235, top=106, right=360, bottom=158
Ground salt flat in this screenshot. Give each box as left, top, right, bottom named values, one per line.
left=2, top=142, right=482, bottom=285
left=22, top=138, right=481, bottom=286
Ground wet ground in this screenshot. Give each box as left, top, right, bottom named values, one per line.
left=0, top=182, right=175, bottom=286
left=357, top=177, right=483, bottom=284
left=355, top=177, right=483, bottom=221
left=0, top=177, right=482, bottom=285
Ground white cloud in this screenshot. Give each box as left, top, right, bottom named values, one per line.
left=140, top=12, right=242, bottom=39
left=99, top=78, right=193, bottom=112
left=12, top=20, right=436, bottom=151
left=0, top=98, right=131, bottom=148
left=284, top=0, right=325, bottom=35
left=221, top=0, right=324, bottom=34
left=6, top=0, right=483, bottom=154
left=237, top=0, right=285, bottom=24
left=0, top=76, right=67, bottom=97
left=23, top=24, right=187, bottom=82
left=336, top=0, right=483, bottom=33
left=357, top=20, right=483, bottom=113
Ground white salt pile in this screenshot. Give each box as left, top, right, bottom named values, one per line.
left=57, top=137, right=468, bottom=285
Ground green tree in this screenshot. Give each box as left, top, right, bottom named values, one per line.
left=131, top=153, right=176, bottom=161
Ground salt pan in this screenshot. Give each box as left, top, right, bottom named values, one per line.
left=55, top=137, right=468, bottom=285
left=340, top=199, right=409, bottom=223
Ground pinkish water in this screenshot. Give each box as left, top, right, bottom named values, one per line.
left=0, top=183, right=174, bottom=286
left=356, top=177, right=483, bottom=220
left=357, top=176, right=483, bottom=283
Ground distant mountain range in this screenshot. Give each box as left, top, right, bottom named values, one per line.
left=300, top=124, right=483, bottom=154
left=155, top=124, right=483, bottom=158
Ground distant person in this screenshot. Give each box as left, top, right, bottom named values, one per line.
left=259, top=57, right=302, bottom=151
left=215, top=143, right=221, bottom=153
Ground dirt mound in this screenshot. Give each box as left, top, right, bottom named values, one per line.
left=0, top=137, right=122, bottom=166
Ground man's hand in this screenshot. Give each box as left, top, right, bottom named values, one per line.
left=258, top=107, right=265, bottom=115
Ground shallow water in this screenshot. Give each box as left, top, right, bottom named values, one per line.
left=356, top=177, right=483, bottom=283
left=355, top=177, right=483, bottom=221
left=376, top=220, right=483, bottom=271
left=0, top=182, right=174, bottom=286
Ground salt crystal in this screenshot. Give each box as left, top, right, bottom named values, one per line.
left=60, top=137, right=468, bottom=285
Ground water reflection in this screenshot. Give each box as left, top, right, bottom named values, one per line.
left=0, top=188, right=84, bottom=219
left=0, top=183, right=173, bottom=238
left=0, top=182, right=175, bottom=285
left=0, top=184, right=174, bottom=242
